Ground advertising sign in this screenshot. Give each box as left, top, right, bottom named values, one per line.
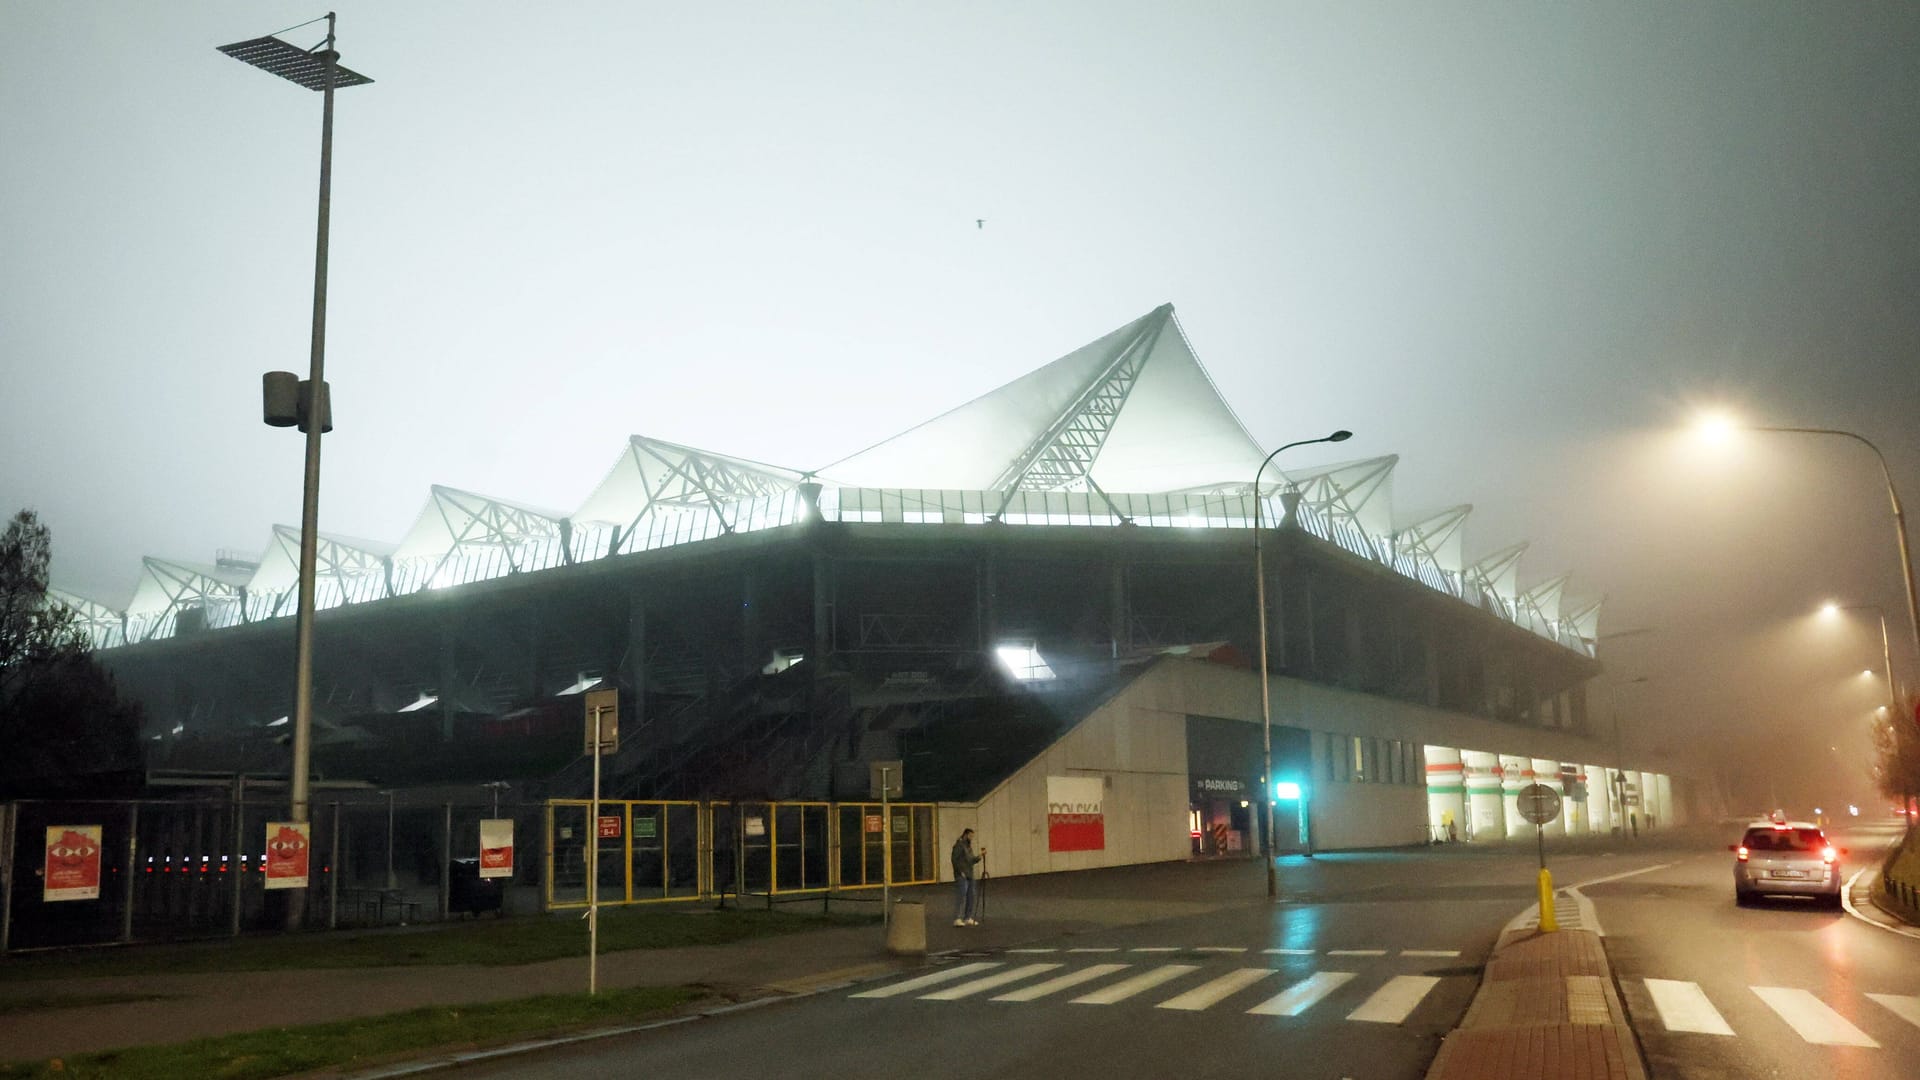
left=597, top=815, right=622, bottom=839
left=1047, top=775, right=1106, bottom=852
left=43, top=826, right=103, bottom=902
left=264, top=822, right=311, bottom=890
left=479, top=818, right=514, bottom=879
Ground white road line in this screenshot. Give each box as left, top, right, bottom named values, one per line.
left=1327, top=949, right=1386, bottom=957
left=1068, top=947, right=1120, bottom=953
left=992, top=964, right=1130, bottom=1002
left=1005, top=948, right=1058, bottom=954
left=1401, top=950, right=1459, bottom=958
left=922, top=963, right=1062, bottom=1001
left=1156, top=968, right=1275, bottom=1011
left=1194, top=946, right=1248, bottom=953
left=1347, top=975, right=1442, bottom=1024
left=1263, top=948, right=1315, bottom=955
left=1130, top=946, right=1181, bottom=953
left=1752, top=987, right=1880, bottom=1047
left=1644, top=979, right=1735, bottom=1036
left=1572, top=861, right=1681, bottom=889
left=1866, top=993, right=1920, bottom=1029
left=1071, top=964, right=1199, bottom=1005
left=1246, top=971, right=1356, bottom=1017
left=851, top=962, right=1003, bottom=999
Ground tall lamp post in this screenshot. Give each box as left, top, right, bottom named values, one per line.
left=219, top=14, right=374, bottom=928
left=1821, top=602, right=1898, bottom=711
left=1254, top=429, right=1352, bottom=900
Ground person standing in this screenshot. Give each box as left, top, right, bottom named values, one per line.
left=951, top=828, right=984, bottom=926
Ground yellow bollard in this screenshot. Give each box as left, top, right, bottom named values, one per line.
left=1537, top=868, right=1558, bottom=932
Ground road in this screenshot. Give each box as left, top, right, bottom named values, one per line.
left=1592, top=820, right=1920, bottom=1079
left=455, top=838, right=1705, bottom=1080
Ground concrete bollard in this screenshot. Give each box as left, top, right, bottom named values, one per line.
left=885, top=899, right=926, bottom=956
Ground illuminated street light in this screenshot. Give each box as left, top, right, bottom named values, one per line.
left=1255, top=428, right=1352, bottom=899
left=218, top=13, right=374, bottom=928
left=1820, top=602, right=1899, bottom=710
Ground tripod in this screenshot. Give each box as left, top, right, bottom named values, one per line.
left=977, top=853, right=989, bottom=921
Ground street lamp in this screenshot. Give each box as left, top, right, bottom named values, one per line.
left=218, top=15, right=373, bottom=928
left=1819, top=602, right=1898, bottom=709
left=1254, top=429, right=1352, bottom=900
left=1696, top=415, right=1919, bottom=690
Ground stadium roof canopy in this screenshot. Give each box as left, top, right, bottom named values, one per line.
left=64, top=304, right=1599, bottom=655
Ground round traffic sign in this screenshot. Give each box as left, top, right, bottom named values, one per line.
left=1517, top=783, right=1562, bottom=825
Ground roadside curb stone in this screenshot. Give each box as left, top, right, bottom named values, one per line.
left=1425, top=928, right=1647, bottom=1080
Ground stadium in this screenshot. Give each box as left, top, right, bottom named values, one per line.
left=62, top=303, right=1684, bottom=888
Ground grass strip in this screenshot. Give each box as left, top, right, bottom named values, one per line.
left=0, top=908, right=875, bottom=982
left=0, top=994, right=170, bottom=1017
left=0, top=984, right=702, bottom=1080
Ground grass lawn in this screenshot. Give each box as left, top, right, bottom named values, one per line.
left=0, top=907, right=876, bottom=982
left=0, top=984, right=702, bottom=1080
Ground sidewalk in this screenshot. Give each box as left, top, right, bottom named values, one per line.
left=1425, top=927, right=1646, bottom=1080
left=0, top=864, right=1249, bottom=1064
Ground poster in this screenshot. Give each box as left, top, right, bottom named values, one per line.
left=264, top=821, right=311, bottom=890
left=1047, top=775, right=1106, bottom=852
left=479, top=818, right=514, bottom=879
left=43, top=826, right=103, bottom=902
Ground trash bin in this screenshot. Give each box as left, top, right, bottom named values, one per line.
left=448, top=857, right=504, bottom=917
left=885, top=899, right=926, bottom=956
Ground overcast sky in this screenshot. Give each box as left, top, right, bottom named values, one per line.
left=4, top=2, right=1916, bottom=807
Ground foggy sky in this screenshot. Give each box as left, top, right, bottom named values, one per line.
left=5, top=2, right=1917, bottom=809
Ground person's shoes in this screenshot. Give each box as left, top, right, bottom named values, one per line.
left=965, top=918, right=979, bottom=926
left=954, top=919, right=966, bottom=927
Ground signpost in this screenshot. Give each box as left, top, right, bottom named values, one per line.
left=1517, top=783, right=1564, bottom=932
left=870, top=761, right=903, bottom=925
left=583, top=688, right=618, bottom=994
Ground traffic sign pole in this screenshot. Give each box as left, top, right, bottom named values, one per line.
left=1517, top=782, right=1562, bottom=933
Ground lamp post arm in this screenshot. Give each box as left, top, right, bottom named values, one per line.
left=1759, top=426, right=1920, bottom=693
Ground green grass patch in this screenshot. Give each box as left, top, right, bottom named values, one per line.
left=0, top=908, right=876, bottom=983
left=0, top=984, right=701, bottom=1080
left=0, top=994, right=171, bottom=1017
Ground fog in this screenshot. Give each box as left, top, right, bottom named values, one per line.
left=4, top=2, right=1916, bottom=810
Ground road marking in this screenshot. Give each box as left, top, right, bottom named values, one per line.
left=992, top=964, right=1130, bottom=1002
left=1263, top=948, right=1315, bottom=956
left=850, top=962, right=1002, bottom=998
left=1194, top=946, right=1248, bottom=953
left=1130, top=946, right=1181, bottom=953
left=1068, top=947, right=1120, bottom=953
left=1866, top=993, right=1920, bottom=1029
left=1752, top=986, right=1880, bottom=1047
left=1401, top=950, right=1459, bottom=958
left=1156, top=968, right=1274, bottom=1011
left=1071, top=964, right=1199, bottom=1004
left=1842, top=869, right=1920, bottom=941
left=1327, top=949, right=1386, bottom=956
left=1005, top=948, right=1057, bottom=954
left=1572, top=861, right=1680, bottom=889
left=1247, top=971, right=1356, bottom=1017
left=922, top=963, right=1062, bottom=1001
left=1347, top=975, right=1441, bottom=1023
left=1644, top=979, right=1735, bottom=1036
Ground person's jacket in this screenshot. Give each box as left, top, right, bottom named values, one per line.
left=951, top=838, right=982, bottom=879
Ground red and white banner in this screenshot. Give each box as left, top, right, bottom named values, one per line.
left=479, top=818, right=514, bottom=879
left=264, top=822, right=311, bottom=890
left=43, top=826, right=103, bottom=902
left=1047, top=776, right=1105, bottom=852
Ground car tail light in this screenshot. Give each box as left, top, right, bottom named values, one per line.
left=1736, top=845, right=1749, bottom=861
left=1822, top=846, right=1837, bottom=863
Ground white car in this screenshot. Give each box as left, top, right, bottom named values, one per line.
left=1730, top=819, right=1846, bottom=908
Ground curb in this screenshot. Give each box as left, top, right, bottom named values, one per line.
left=1425, top=927, right=1648, bottom=1080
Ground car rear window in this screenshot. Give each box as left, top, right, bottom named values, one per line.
left=1742, top=827, right=1824, bottom=851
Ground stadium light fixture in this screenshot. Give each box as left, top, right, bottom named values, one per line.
left=218, top=13, right=373, bottom=929
left=1254, top=428, right=1351, bottom=900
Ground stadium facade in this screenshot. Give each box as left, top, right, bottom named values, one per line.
left=65, top=304, right=1686, bottom=880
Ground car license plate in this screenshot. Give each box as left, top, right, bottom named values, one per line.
left=1772, top=870, right=1807, bottom=879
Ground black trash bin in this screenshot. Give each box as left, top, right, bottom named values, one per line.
left=448, top=857, right=504, bottom=917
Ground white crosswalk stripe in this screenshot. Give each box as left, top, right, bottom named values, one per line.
left=851, top=962, right=1002, bottom=999
left=1644, top=979, right=1735, bottom=1036
left=1156, top=968, right=1274, bottom=1011
left=1866, top=993, right=1920, bottom=1030
left=1751, top=987, right=1879, bottom=1048
left=991, top=964, right=1131, bottom=1002
left=1071, top=964, right=1200, bottom=1004
left=922, top=963, right=1062, bottom=1001
left=1327, top=949, right=1386, bottom=957
left=1246, top=971, right=1357, bottom=1017
left=1346, top=975, right=1441, bottom=1023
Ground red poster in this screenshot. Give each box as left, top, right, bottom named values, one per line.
left=264, top=822, right=310, bottom=890
left=1047, top=776, right=1106, bottom=853
left=44, top=826, right=103, bottom=902
left=864, top=814, right=884, bottom=834
left=479, top=818, right=514, bottom=879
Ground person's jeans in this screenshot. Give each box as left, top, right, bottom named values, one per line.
left=953, top=876, right=976, bottom=922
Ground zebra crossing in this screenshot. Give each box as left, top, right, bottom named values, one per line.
left=1637, top=977, right=1920, bottom=1050
left=849, top=957, right=1456, bottom=1024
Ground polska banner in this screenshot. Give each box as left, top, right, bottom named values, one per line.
left=1047, top=775, right=1106, bottom=852
left=264, top=822, right=311, bottom=890
left=44, top=826, right=103, bottom=902
left=479, top=818, right=514, bottom=879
